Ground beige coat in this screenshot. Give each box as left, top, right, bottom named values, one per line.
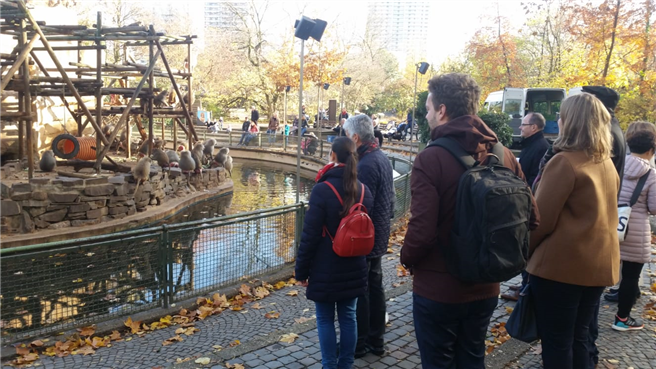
left=528, top=151, right=620, bottom=287
left=619, top=155, right=656, bottom=264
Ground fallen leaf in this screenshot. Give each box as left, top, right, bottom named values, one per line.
left=213, top=293, right=229, bottom=307
left=29, top=340, right=44, bottom=347
left=396, top=264, right=409, bottom=277
left=162, top=335, right=184, bottom=346
left=212, top=345, right=223, bottom=350
left=74, top=345, right=96, bottom=355
left=280, top=333, right=299, bottom=343
left=386, top=247, right=394, bottom=253
left=295, top=317, right=311, bottom=324
left=229, top=339, right=241, bottom=347
left=109, top=331, right=122, bottom=341
left=124, top=317, right=142, bottom=334
left=239, top=284, right=252, bottom=296
left=226, top=363, right=245, bottom=369
left=254, top=286, right=270, bottom=299
left=265, top=311, right=281, bottom=319
left=505, top=307, right=514, bottom=314
left=195, top=357, right=211, bottom=365
left=251, top=302, right=264, bottom=309
left=199, top=306, right=215, bottom=319
left=607, top=359, right=620, bottom=364
left=78, top=326, right=96, bottom=337
left=286, top=290, right=299, bottom=296
left=273, top=281, right=286, bottom=290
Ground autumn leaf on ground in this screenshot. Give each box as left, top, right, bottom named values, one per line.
left=230, top=305, right=243, bottom=311
left=195, top=357, right=211, bottom=365
left=78, top=326, right=96, bottom=337
left=124, top=317, right=142, bottom=334
left=198, top=306, right=215, bottom=319
left=294, top=317, right=312, bottom=324
left=251, top=302, right=264, bottom=309
left=239, top=284, right=252, bottom=296
left=280, top=333, right=299, bottom=343
left=162, top=335, right=184, bottom=346
left=229, top=339, right=241, bottom=347
left=226, top=362, right=245, bottom=369
left=651, top=282, right=656, bottom=293
left=505, top=307, right=514, bottom=314
left=73, top=345, right=96, bottom=356
left=272, top=281, right=287, bottom=290
left=262, top=281, right=274, bottom=290
left=109, top=331, right=122, bottom=341
left=286, top=290, right=299, bottom=296
left=15, top=344, right=31, bottom=356
left=397, top=264, right=409, bottom=277
left=265, top=311, right=281, bottom=319
left=11, top=352, right=39, bottom=366
left=287, top=277, right=297, bottom=285
left=213, top=293, right=229, bottom=307
left=386, top=247, right=394, bottom=253
left=254, top=286, right=270, bottom=299
left=29, top=340, right=44, bottom=348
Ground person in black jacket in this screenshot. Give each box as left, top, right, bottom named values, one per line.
left=344, top=114, right=395, bottom=358
left=296, top=137, right=373, bottom=369
left=581, top=85, right=626, bottom=369
left=250, top=105, right=259, bottom=123
left=238, top=116, right=250, bottom=146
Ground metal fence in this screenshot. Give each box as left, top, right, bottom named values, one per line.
left=0, top=157, right=412, bottom=344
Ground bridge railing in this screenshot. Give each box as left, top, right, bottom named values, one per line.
left=0, top=157, right=412, bottom=343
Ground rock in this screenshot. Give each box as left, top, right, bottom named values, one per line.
left=48, top=221, right=71, bottom=230
left=108, top=176, right=125, bottom=184
left=10, top=192, right=32, bottom=201
left=127, top=205, right=136, bottom=215
left=48, top=192, right=80, bottom=203
left=86, top=207, right=108, bottom=219
left=125, top=199, right=135, bottom=206
left=169, top=167, right=182, bottom=179
left=80, top=196, right=108, bottom=202
left=29, top=178, right=50, bottom=185
left=34, top=217, right=50, bottom=229
left=31, top=191, right=48, bottom=201
left=111, top=213, right=127, bottom=219
left=136, top=200, right=149, bottom=208
left=20, top=200, right=50, bottom=208
left=114, top=184, right=128, bottom=196
left=71, top=219, right=101, bottom=227
left=21, top=211, right=35, bottom=233
left=109, top=206, right=128, bottom=215
left=2, top=200, right=21, bottom=216
left=141, top=183, right=153, bottom=192
left=36, top=209, right=68, bottom=223
left=1, top=182, right=12, bottom=198
left=86, top=177, right=108, bottom=185
left=28, top=207, right=47, bottom=217
left=12, top=183, right=32, bottom=192
left=60, top=178, right=84, bottom=187
left=84, top=184, right=115, bottom=197
left=86, top=200, right=106, bottom=210
left=66, top=212, right=87, bottom=220
left=69, top=203, right=91, bottom=213
left=109, top=196, right=128, bottom=204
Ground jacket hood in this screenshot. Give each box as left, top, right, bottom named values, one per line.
left=318, top=166, right=345, bottom=182
left=623, top=155, right=651, bottom=180
left=431, top=115, right=499, bottom=155
left=582, top=86, right=620, bottom=110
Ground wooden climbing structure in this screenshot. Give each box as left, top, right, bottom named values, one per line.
left=0, top=0, right=198, bottom=178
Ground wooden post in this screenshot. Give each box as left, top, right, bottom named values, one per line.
left=20, top=18, right=34, bottom=178
left=147, top=29, right=155, bottom=156
left=95, top=12, right=103, bottom=173
left=0, top=33, right=40, bottom=91
left=187, top=41, right=193, bottom=149
left=126, top=116, right=132, bottom=158
left=173, top=117, right=178, bottom=150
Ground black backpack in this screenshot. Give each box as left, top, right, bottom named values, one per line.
left=427, top=137, right=533, bottom=283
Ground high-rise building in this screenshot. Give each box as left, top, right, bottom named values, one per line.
left=366, top=1, right=430, bottom=65
left=204, top=1, right=248, bottom=29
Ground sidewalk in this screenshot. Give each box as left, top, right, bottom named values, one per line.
left=4, top=241, right=655, bottom=368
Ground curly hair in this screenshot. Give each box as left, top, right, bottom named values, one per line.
left=427, top=73, right=481, bottom=120
left=627, top=130, right=656, bottom=154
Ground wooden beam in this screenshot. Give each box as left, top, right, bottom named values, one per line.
left=29, top=50, right=77, bottom=119
left=0, top=32, right=39, bottom=91
left=94, top=48, right=162, bottom=168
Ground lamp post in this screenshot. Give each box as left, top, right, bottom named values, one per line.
left=284, top=85, right=290, bottom=150
left=339, top=76, right=351, bottom=136
left=411, top=62, right=429, bottom=158
left=319, top=83, right=329, bottom=157
left=294, top=16, right=327, bottom=203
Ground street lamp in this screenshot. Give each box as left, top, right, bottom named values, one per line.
left=284, top=85, right=290, bottom=150
left=339, top=77, right=351, bottom=136
left=294, top=16, right=327, bottom=203
left=318, top=83, right=330, bottom=157
left=411, top=62, right=429, bottom=156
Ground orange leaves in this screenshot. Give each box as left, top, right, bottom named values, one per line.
left=254, top=286, right=270, bottom=299
left=77, top=326, right=96, bottom=337
left=286, top=290, right=299, bottom=296
left=486, top=322, right=511, bottom=355
left=124, top=317, right=142, bottom=334
left=239, top=284, right=252, bottom=297
left=397, top=264, right=409, bottom=277
left=265, top=311, right=281, bottom=319
left=162, top=335, right=184, bottom=346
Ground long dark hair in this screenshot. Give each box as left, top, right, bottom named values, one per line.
left=332, top=137, right=359, bottom=217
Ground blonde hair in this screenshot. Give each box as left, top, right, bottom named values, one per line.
left=553, top=93, right=612, bottom=162
left=626, top=121, right=656, bottom=141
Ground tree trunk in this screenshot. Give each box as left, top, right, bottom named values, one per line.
left=640, top=0, right=653, bottom=82
left=602, top=0, right=622, bottom=82
left=497, top=6, right=513, bottom=86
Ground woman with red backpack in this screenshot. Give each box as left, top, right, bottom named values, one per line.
left=296, top=137, right=374, bottom=369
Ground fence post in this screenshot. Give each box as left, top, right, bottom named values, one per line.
left=229, top=130, right=232, bottom=146
left=403, top=174, right=410, bottom=213
left=295, top=202, right=305, bottom=253
left=258, top=132, right=262, bottom=148
left=160, top=225, right=171, bottom=308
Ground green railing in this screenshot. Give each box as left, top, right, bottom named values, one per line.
left=0, top=156, right=412, bottom=343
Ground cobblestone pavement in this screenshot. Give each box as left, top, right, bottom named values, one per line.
left=4, top=242, right=654, bottom=368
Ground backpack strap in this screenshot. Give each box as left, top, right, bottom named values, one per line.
left=323, top=181, right=343, bottom=205
left=321, top=182, right=366, bottom=241
left=629, top=171, right=650, bottom=207
left=490, top=142, right=505, bottom=166
left=427, top=137, right=477, bottom=169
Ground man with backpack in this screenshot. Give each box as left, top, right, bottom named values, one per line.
left=400, top=73, right=539, bottom=368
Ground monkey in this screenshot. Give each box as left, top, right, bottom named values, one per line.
left=203, top=138, right=217, bottom=162
left=39, top=150, right=56, bottom=172
left=178, top=151, right=196, bottom=173
left=131, top=156, right=151, bottom=197
left=215, top=147, right=229, bottom=167
left=154, top=87, right=172, bottom=108
left=223, top=155, right=233, bottom=178
left=166, top=150, right=180, bottom=164
left=151, top=148, right=169, bottom=169
left=191, top=142, right=205, bottom=172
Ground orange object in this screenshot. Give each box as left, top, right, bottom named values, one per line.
left=62, top=136, right=97, bottom=160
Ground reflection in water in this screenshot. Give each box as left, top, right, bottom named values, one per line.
left=0, top=162, right=315, bottom=341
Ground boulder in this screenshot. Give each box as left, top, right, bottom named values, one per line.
left=84, top=184, right=115, bottom=197
left=48, top=192, right=80, bottom=203
left=1, top=200, right=21, bottom=216
left=37, top=209, right=68, bottom=223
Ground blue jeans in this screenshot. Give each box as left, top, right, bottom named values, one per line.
left=238, top=132, right=248, bottom=145
left=413, top=293, right=497, bottom=369
left=244, top=133, right=257, bottom=146
left=315, top=298, right=358, bottom=369
left=301, top=127, right=307, bottom=136
left=266, top=129, right=276, bottom=143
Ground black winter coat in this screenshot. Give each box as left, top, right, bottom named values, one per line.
left=295, top=167, right=373, bottom=302
left=251, top=109, right=259, bottom=122
left=356, top=145, right=395, bottom=259
left=519, top=131, right=550, bottom=187
left=610, top=116, right=626, bottom=191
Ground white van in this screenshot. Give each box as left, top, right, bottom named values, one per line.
left=483, top=87, right=566, bottom=144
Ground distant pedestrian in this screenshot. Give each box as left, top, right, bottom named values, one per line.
left=343, top=114, right=395, bottom=359
left=243, top=120, right=259, bottom=146
left=251, top=105, right=259, bottom=123
left=284, top=122, right=290, bottom=147
left=406, top=110, right=414, bottom=139
left=333, top=118, right=347, bottom=137
left=267, top=112, right=280, bottom=144
left=529, top=93, right=619, bottom=369
left=340, top=108, right=349, bottom=120
left=296, top=137, right=373, bottom=369
left=238, top=116, right=250, bottom=146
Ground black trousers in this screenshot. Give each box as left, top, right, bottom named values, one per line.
left=413, top=293, right=497, bottom=369
left=617, top=261, right=644, bottom=318
left=356, top=256, right=386, bottom=351
left=531, top=275, right=603, bottom=369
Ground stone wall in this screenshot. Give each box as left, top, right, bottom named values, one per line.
left=0, top=166, right=227, bottom=235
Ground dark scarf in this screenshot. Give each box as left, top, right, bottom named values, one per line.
left=356, top=141, right=379, bottom=159
left=531, top=145, right=556, bottom=192
left=315, top=163, right=345, bottom=182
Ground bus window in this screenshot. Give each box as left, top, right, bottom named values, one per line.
left=503, top=99, right=522, bottom=117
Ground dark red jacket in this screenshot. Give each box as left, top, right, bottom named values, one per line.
left=400, top=115, right=539, bottom=304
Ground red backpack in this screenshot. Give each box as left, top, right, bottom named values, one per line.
left=322, top=182, right=375, bottom=257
